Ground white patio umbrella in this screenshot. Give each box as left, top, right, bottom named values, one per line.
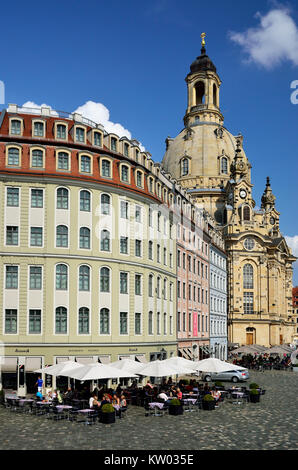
left=193, top=357, right=247, bottom=373
left=34, top=361, right=83, bottom=377
left=290, top=350, right=298, bottom=364
left=109, top=359, right=145, bottom=374
left=64, top=363, right=138, bottom=381
left=267, top=345, right=292, bottom=355
left=137, top=360, right=186, bottom=377
left=162, top=357, right=198, bottom=374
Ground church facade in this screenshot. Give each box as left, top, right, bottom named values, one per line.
left=162, top=39, right=297, bottom=347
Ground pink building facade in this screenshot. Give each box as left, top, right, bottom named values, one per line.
left=175, top=196, right=211, bottom=360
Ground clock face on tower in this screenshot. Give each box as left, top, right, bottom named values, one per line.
left=239, top=189, right=247, bottom=199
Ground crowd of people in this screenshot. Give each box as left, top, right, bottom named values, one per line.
left=230, top=353, right=292, bottom=370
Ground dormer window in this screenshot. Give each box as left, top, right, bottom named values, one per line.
left=93, top=131, right=102, bottom=147
left=76, top=127, right=85, bottom=143
left=33, top=121, right=45, bottom=137
left=124, top=143, right=129, bottom=157
left=57, top=124, right=67, bottom=140
left=111, top=137, right=117, bottom=152
left=10, top=119, right=22, bottom=136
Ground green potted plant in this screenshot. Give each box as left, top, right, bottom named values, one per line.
left=168, top=398, right=183, bottom=416
left=215, top=382, right=224, bottom=390
left=249, top=388, right=260, bottom=403
left=202, top=394, right=216, bottom=410
left=249, top=383, right=259, bottom=390
left=100, top=403, right=116, bottom=424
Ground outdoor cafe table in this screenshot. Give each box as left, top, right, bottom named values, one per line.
left=148, top=402, right=164, bottom=416
left=77, top=409, right=95, bottom=425
left=182, top=398, right=197, bottom=412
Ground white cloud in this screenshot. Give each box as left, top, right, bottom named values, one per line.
left=23, top=100, right=146, bottom=150
left=229, top=8, right=298, bottom=68
left=22, top=101, right=58, bottom=115
left=74, top=101, right=145, bottom=150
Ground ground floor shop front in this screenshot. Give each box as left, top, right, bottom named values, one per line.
left=0, top=341, right=177, bottom=394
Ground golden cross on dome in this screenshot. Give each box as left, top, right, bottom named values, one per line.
left=201, top=32, right=206, bottom=47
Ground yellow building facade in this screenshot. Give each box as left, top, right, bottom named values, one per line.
left=162, top=41, right=297, bottom=347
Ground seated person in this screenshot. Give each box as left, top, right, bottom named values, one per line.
left=36, top=391, right=43, bottom=401
left=89, top=394, right=99, bottom=408
left=157, top=390, right=169, bottom=403
left=211, top=388, right=221, bottom=401
left=111, top=392, right=120, bottom=406
left=176, top=388, right=183, bottom=400
left=120, top=394, right=127, bottom=409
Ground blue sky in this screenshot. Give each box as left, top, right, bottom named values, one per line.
left=1, top=0, right=298, bottom=282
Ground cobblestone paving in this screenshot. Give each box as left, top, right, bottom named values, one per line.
left=0, top=370, right=297, bottom=450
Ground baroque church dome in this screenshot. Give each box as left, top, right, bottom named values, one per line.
left=162, top=122, right=248, bottom=182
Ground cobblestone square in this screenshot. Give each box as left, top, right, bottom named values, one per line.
left=0, top=370, right=297, bottom=451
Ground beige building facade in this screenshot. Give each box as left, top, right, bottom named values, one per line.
left=162, top=42, right=296, bottom=347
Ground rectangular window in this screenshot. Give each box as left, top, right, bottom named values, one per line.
left=111, top=137, right=117, bottom=152
left=55, top=307, right=67, bottom=334
left=58, top=152, right=69, bottom=170
left=30, top=227, right=43, bottom=246
left=120, top=272, right=128, bottom=294
left=30, top=266, right=42, bottom=289
left=135, top=274, right=141, bottom=295
left=163, top=313, right=167, bottom=335
left=29, top=309, right=41, bottom=334
left=7, top=187, right=19, bottom=207
left=100, top=309, right=110, bottom=335
left=101, top=159, right=111, bottom=177
left=34, top=122, right=44, bottom=137
left=6, top=226, right=18, bottom=245
left=135, top=240, right=141, bottom=257
left=148, top=241, right=153, bottom=260
left=183, top=312, right=186, bottom=332
left=157, top=312, right=160, bottom=335
left=78, top=309, right=89, bottom=334
left=157, top=244, right=160, bottom=263
left=120, top=201, right=128, bottom=219
left=177, top=281, right=181, bottom=298
left=31, top=189, right=43, bottom=208
left=164, top=248, right=167, bottom=265
left=120, top=236, right=128, bottom=254
left=135, top=205, right=142, bottom=223
left=148, top=311, right=153, bottom=335
left=244, top=292, right=254, bottom=314
left=76, top=127, right=85, bottom=143
left=120, top=312, right=128, bottom=334
left=94, top=132, right=102, bottom=146
left=57, top=124, right=67, bottom=139
left=177, top=250, right=181, bottom=267
left=5, top=309, right=17, bottom=334
left=135, top=313, right=141, bottom=335
left=121, top=165, right=129, bottom=182
left=5, top=266, right=18, bottom=289
left=177, top=311, right=181, bottom=332
left=81, top=155, right=91, bottom=173
left=8, top=148, right=20, bottom=166
left=11, top=120, right=21, bottom=135
left=31, top=150, right=43, bottom=167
